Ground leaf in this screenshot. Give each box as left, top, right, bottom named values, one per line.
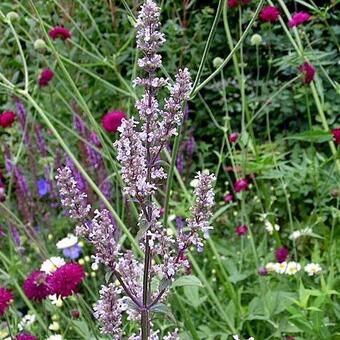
left=158, top=277, right=172, bottom=291
left=172, top=275, right=203, bottom=288
left=286, top=130, right=332, bottom=143
left=150, top=303, right=176, bottom=322
left=183, top=285, right=201, bottom=308
left=105, top=271, right=113, bottom=283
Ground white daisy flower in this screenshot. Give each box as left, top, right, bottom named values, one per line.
left=265, top=262, right=276, bottom=273
left=274, top=261, right=288, bottom=274
left=286, top=261, right=301, bottom=275
left=304, top=263, right=322, bottom=276
left=40, top=257, right=65, bottom=274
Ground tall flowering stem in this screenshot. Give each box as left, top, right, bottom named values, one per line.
left=56, top=1, right=215, bottom=338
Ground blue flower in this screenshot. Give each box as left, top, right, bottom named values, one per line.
left=37, top=179, right=50, bottom=197
left=63, top=244, right=82, bottom=260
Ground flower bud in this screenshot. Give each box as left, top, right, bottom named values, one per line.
left=213, top=57, right=224, bottom=69
left=34, top=39, right=47, bottom=51
left=250, top=33, right=262, bottom=46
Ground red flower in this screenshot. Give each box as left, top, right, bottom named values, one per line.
left=48, top=26, right=72, bottom=40
left=298, top=62, right=315, bottom=84
left=228, top=0, right=250, bottom=7
left=288, top=12, right=311, bottom=28
left=23, top=271, right=51, bottom=301
left=275, top=247, right=289, bottom=263
left=102, top=111, right=126, bottom=133
left=234, top=178, right=249, bottom=193
left=228, top=132, right=239, bottom=143
left=331, top=128, right=340, bottom=145
left=16, top=333, right=38, bottom=340
left=0, top=287, right=13, bottom=317
left=0, top=111, right=16, bottom=128
left=48, top=263, right=84, bottom=298
left=235, top=224, right=248, bottom=236
left=38, top=68, right=54, bottom=87
left=260, top=6, right=280, bottom=22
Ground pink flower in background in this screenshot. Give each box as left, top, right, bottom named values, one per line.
left=23, top=271, right=51, bottom=301
left=0, top=111, right=16, bottom=128
left=288, top=12, right=311, bottom=27
left=276, top=247, right=289, bottom=263
left=235, top=224, right=248, bottom=236
left=228, top=0, right=250, bottom=7
left=16, top=333, right=38, bottom=340
left=224, top=194, right=234, bottom=202
left=38, top=68, right=54, bottom=87
left=332, top=128, right=340, bottom=145
left=298, top=62, right=315, bottom=84
left=102, top=111, right=126, bottom=133
left=48, top=263, right=84, bottom=298
left=0, top=287, right=13, bottom=317
left=260, top=6, right=280, bottom=22
left=49, top=26, right=72, bottom=40
left=234, top=178, right=249, bottom=192
left=229, top=132, right=239, bottom=143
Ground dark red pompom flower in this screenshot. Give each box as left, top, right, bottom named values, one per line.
left=23, top=271, right=51, bottom=301
left=288, top=12, right=311, bottom=28
left=331, top=128, right=340, bottom=145
left=260, top=6, right=280, bottom=22
left=235, top=224, right=248, bottom=236
left=38, top=68, right=54, bottom=87
left=298, top=62, right=315, bottom=84
left=0, top=287, right=13, bottom=317
left=102, top=111, right=126, bottom=133
left=229, top=132, right=239, bottom=143
left=48, top=26, right=72, bottom=40
left=0, top=111, right=16, bottom=128
left=276, top=247, right=289, bottom=263
left=48, top=263, right=84, bottom=298
left=16, top=333, right=38, bottom=340
left=228, top=0, right=250, bottom=8
left=234, top=178, right=249, bottom=193
left=224, top=194, right=234, bottom=202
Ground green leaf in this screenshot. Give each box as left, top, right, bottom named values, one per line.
left=183, top=285, right=201, bottom=308
left=172, top=275, right=203, bottom=288
left=286, top=130, right=332, bottom=143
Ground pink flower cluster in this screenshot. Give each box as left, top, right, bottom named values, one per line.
left=0, top=287, right=13, bottom=317
left=228, top=0, right=250, bottom=8
left=23, top=263, right=84, bottom=301
left=288, top=12, right=311, bottom=28
left=0, top=111, right=16, bottom=128
left=38, top=68, right=54, bottom=87
left=48, top=26, right=72, bottom=40
left=260, top=6, right=280, bottom=22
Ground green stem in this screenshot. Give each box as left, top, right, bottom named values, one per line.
left=190, top=0, right=265, bottom=98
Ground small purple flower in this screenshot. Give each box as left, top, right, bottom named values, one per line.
left=175, top=217, right=185, bottom=230
left=258, top=266, right=268, bottom=276
left=224, top=194, right=234, bottom=202
left=276, top=247, right=289, bottom=263
left=235, top=224, right=248, bottom=236
left=63, top=244, right=82, bottom=260
left=37, top=179, right=50, bottom=197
